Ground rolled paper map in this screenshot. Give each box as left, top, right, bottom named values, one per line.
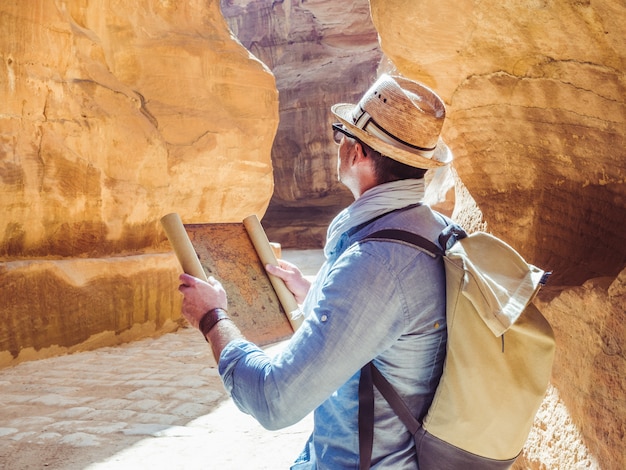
left=243, top=215, right=303, bottom=331
left=161, top=212, right=302, bottom=333
left=160, top=213, right=208, bottom=282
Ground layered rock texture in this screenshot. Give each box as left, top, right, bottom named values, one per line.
left=370, top=0, right=626, bottom=288
left=525, top=274, right=626, bottom=470
left=226, top=1, right=625, bottom=468
left=1, top=0, right=278, bottom=364
left=1, top=0, right=625, bottom=469
left=371, top=3, right=625, bottom=467
left=222, top=0, right=383, bottom=247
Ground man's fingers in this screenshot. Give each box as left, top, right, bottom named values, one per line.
left=266, top=263, right=289, bottom=279
left=179, top=273, right=196, bottom=285
left=179, top=273, right=224, bottom=292
left=277, top=259, right=297, bottom=270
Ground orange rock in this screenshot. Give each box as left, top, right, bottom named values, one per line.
left=370, top=0, right=626, bottom=286
left=0, top=0, right=277, bottom=363
left=0, top=0, right=277, bottom=259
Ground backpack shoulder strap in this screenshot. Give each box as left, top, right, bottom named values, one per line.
left=358, top=362, right=423, bottom=469
left=363, top=229, right=445, bottom=257
left=362, top=223, right=467, bottom=257
left=371, top=364, right=422, bottom=434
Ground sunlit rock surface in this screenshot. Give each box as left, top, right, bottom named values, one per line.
left=0, top=0, right=277, bottom=365
left=1, top=1, right=624, bottom=468
left=521, top=268, right=626, bottom=470
left=222, top=0, right=383, bottom=247
left=369, top=1, right=625, bottom=469
left=370, top=0, right=626, bottom=286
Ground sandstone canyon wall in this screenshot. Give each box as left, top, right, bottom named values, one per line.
left=371, top=1, right=625, bottom=469
left=1, top=1, right=625, bottom=469
left=371, top=0, right=626, bottom=288
left=224, top=1, right=625, bottom=468
left=222, top=0, right=383, bottom=247
left=0, top=0, right=278, bottom=366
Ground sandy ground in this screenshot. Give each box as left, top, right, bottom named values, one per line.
left=0, top=249, right=324, bottom=470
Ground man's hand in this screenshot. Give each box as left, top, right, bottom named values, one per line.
left=178, top=274, right=228, bottom=329
left=266, top=260, right=311, bottom=304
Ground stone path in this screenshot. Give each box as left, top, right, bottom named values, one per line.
left=0, top=328, right=313, bottom=469
left=0, top=250, right=324, bottom=470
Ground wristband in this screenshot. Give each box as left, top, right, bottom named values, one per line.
left=198, top=308, right=230, bottom=341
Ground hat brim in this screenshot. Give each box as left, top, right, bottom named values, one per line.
left=331, top=103, right=452, bottom=170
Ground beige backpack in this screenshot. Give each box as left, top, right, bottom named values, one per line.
left=359, top=226, right=556, bottom=469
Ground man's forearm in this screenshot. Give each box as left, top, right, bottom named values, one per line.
left=204, top=317, right=244, bottom=363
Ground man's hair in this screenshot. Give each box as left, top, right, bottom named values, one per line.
left=360, top=141, right=427, bottom=183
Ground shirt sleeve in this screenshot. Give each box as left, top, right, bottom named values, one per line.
left=218, top=242, right=432, bottom=430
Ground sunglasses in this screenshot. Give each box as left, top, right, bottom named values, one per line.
left=332, top=123, right=359, bottom=145
left=332, top=123, right=368, bottom=156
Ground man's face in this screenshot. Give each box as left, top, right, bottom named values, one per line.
left=332, top=124, right=356, bottom=184
left=338, top=137, right=359, bottom=187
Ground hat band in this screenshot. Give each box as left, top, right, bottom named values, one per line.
left=353, top=107, right=436, bottom=154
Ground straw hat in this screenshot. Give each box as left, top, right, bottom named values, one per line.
left=331, top=74, right=452, bottom=169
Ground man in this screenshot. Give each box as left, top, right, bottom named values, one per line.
left=178, top=74, right=453, bottom=469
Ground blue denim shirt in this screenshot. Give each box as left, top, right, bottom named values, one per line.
left=219, top=204, right=447, bottom=469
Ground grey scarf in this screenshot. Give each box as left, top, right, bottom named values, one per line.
left=324, top=179, right=425, bottom=258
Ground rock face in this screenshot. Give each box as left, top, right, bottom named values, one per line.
left=0, top=253, right=182, bottom=366
left=1, top=0, right=277, bottom=259
left=520, top=269, right=626, bottom=470
left=0, top=0, right=278, bottom=365
left=1, top=1, right=625, bottom=469
left=225, top=1, right=625, bottom=468
left=368, top=1, right=625, bottom=469
left=222, top=0, right=383, bottom=247
left=370, top=0, right=626, bottom=287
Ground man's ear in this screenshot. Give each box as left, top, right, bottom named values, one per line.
left=353, top=142, right=368, bottom=162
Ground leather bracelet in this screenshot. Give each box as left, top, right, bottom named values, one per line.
left=198, top=308, right=230, bottom=342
